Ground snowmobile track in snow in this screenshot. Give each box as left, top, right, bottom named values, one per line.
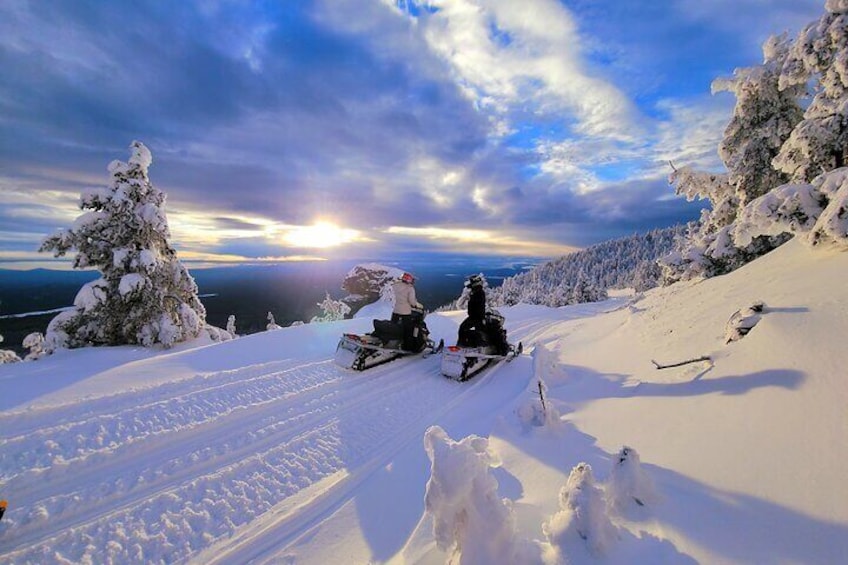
left=0, top=352, right=503, bottom=564
left=193, top=357, right=508, bottom=565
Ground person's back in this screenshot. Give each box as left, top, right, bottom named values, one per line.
left=467, top=285, right=485, bottom=321
left=392, top=279, right=420, bottom=316
left=392, top=272, right=422, bottom=350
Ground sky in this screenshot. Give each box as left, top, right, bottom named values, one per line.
left=0, top=0, right=827, bottom=267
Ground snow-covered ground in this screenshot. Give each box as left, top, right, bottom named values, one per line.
left=1, top=239, right=847, bottom=564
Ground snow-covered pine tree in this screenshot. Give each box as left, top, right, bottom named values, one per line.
left=774, top=1, right=848, bottom=182
left=664, top=2, right=848, bottom=279
left=714, top=34, right=805, bottom=205
left=661, top=33, right=804, bottom=282
left=570, top=272, right=607, bottom=304
left=39, top=141, right=206, bottom=349
left=226, top=314, right=237, bottom=336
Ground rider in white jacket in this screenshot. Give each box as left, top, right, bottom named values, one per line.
left=392, top=272, right=423, bottom=349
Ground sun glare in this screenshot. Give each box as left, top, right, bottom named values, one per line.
left=283, top=221, right=358, bottom=249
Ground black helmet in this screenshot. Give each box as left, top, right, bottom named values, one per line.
left=466, top=274, right=483, bottom=289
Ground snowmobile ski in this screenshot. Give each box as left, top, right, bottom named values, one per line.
left=440, top=341, right=523, bottom=382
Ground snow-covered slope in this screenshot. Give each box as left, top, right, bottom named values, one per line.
left=0, top=239, right=846, bottom=564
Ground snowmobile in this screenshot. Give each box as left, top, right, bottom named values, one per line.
left=335, top=307, right=443, bottom=371
left=441, top=309, right=522, bottom=381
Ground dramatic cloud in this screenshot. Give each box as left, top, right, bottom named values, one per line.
left=0, top=0, right=827, bottom=266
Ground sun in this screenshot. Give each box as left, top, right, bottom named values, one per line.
left=283, top=221, right=359, bottom=249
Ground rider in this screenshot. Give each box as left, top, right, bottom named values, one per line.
left=458, top=274, right=486, bottom=346
left=392, top=272, right=423, bottom=350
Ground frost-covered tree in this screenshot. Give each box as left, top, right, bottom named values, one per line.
left=570, top=272, right=606, bottom=304
left=23, top=332, right=47, bottom=361
left=266, top=311, right=281, bottom=330
left=731, top=0, right=848, bottom=250
left=662, top=36, right=802, bottom=283
left=311, top=292, right=351, bottom=322
left=664, top=2, right=848, bottom=279
left=774, top=0, right=848, bottom=181
left=714, top=35, right=805, bottom=205
left=39, top=141, right=206, bottom=349
left=226, top=314, right=237, bottom=336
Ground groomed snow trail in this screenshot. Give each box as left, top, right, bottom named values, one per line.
left=0, top=333, right=526, bottom=565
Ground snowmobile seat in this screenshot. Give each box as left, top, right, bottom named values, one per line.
left=373, top=319, right=403, bottom=342
left=458, top=325, right=487, bottom=347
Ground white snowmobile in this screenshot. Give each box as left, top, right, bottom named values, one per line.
left=441, top=310, right=522, bottom=381
left=335, top=307, right=443, bottom=371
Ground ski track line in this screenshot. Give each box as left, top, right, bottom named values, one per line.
left=4, top=361, right=344, bottom=513
left=194, top=360, right=506, bottom=565
left=0, top=355, right=434, bottom=562
left=0, top=357, right=375, bottom=484
left=0, top=356, right=411, bottom=541
left=0, top=357, right=306, bottom=435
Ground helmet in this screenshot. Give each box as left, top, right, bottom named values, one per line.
left=467, top=274, right=483, bottom=288
left=401, top=272, right=415, bottom=284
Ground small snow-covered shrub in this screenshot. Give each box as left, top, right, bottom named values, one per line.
left=516, top=382, right=550, bottom=428
left=23, top=332, right=48, bottom=361
left=0, top=350, right=21, bottom=364
left=204, top=325, right=233, bottom=342
left=226, top=314, right=237, bottom=337
left=423, top=425, right=528, bottom=564
left=607, top=446, right=656, bottom=511
left=517, top=346, right=561, bottom=428
left=0, top=333, right=21, bottom=364
left=543, top=463, right=616, bottom=557
left=266, top=312, right=282, bottom=331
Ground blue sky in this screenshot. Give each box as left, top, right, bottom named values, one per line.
left=0, top=0, right=825, bottom=267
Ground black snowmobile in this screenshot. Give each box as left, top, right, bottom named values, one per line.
left=335, top=307, right=443, bottom=371
left=441, top=309, right=522, bottom=381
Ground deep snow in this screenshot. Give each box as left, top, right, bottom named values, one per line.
left=1, top=239, right=847, bottom=564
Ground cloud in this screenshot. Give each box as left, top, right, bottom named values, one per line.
left=391, top=0, right=642, bottom=141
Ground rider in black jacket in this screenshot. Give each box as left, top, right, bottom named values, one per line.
left=458, top=275, right=486, bottom=346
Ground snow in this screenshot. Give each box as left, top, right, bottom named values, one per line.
left=118, top=273, right=147, bottom=297
left=73, top=278, right=108, bottom=311
left=127, top=140, right=153, bottom=171
left=1, top=239, right=848, bottom=564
